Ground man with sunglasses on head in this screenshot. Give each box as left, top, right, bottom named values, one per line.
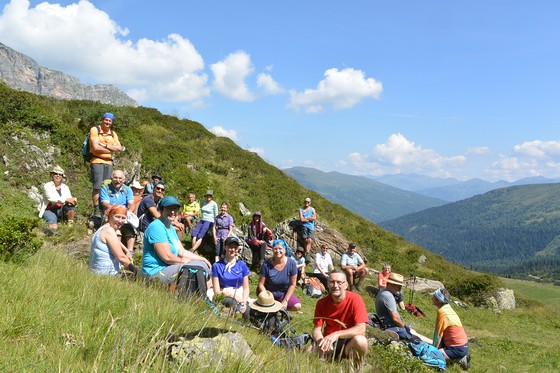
left=312, top=269, right=369, bottom=366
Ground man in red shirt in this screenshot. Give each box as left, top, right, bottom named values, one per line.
left=313, top=269, right=369, bottom=365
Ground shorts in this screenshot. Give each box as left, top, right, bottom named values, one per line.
left=443, top=343, right=469, bottom=360
left=192, top=220, right=213, bottom=240
left=333, top=338, right=350, bottom=360
left=90, top=163, right=113, bottom=189
left=300, top=226, right=314, bottom=239
left=275, top=293, right=301, bottom=309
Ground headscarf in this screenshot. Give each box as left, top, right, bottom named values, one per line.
left=434, top=288, right=450, bottom=304
left=106, top=204, right=127, bottom=218
left=272, top=239, right=293, bottom=258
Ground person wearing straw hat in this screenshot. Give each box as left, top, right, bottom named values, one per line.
left=191, top=189, right=218, bottom=252
left=142, top=196, right=211, bottom=283
left=38, top=165, right=77, bottom=235
left=376, top=272, right=431, bottom=342
left=432, top=288, right=470, bottom=369
left=129, top=180, right=144, bottom=214
left=312, top=269, right=369, bottom=365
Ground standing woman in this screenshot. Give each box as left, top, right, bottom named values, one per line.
left=298, top=197, right=316, bottom=261
left=89, top=205, right=137, bottom=276
left=191, top=190, right=218, bottom=252
left=38, top=165, right=77, bottom=235
left=257, top=239, right=302, bottom=311
left=210, top=236, right=250, bottom=318
left=432, top=288, right=470, bottom=370
left=212, top=202, right=234, bottom=262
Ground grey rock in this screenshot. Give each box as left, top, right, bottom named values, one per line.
left=418, top=254, right=427, bottom=264
left=238, top=202, right=252, bottom=217
left=495, top=288, right=516, bottom=310
left=0, top=42, right=137, bottom=107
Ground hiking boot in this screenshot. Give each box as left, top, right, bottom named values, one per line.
left=458, top=353, right=471, bottom=370
left=355, top=283, right=363, bottom=292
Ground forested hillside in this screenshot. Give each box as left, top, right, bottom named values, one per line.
left=380, top=184, right=560, bottom=284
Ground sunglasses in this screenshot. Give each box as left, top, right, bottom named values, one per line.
left=52, top=173, right=63, bottom=176
left=155, top=187, right=166, bottom=192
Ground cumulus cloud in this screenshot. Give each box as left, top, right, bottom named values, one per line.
left=513, top=140, right=560, bottom=158
left=257, top=73, right=284, bottom=95
left=209, top=126, right=238, bottom=141
left=466, top=146, right=491, bottom=155
left=246, top=147, right=265, bottom=156
left=0, top=0, right=210, bottom=103
left=287, top=68, right=382, bottom=113
left=210, top=51, right=255, bottom=101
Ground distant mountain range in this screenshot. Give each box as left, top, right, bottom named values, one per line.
left=0, top=42, right=136, bottom=107
left=373, top=173, right=560, bottom=202
left=283, top=167, right=447, bottom=223
left=379, top=183, right=560, bottom=282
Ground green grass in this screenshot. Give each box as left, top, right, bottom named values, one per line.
left=502, top=277, right=560, bottom=307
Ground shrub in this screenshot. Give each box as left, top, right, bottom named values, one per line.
left=0, top=217, right=43, bottom=263
left=447, top=272, right=502, bottom=302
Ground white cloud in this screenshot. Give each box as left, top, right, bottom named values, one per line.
left=246, top=147, right=265, bottom=156
left=257, top=73, right=284, bottom=95
left=287, top=68, right=382, bottom=113
left=210, top=51, right=255, bottom=101
left=209, top=126, right=238, bottom=141
left=466, top=146, right=491, bottom=155
left=513, top=140, right=560, bottom=158
left=0, top=0, right=210, bottom=103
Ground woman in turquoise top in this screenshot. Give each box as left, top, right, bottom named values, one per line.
left=191, top=189, right=219, bottom=252
left=142, top=196, right=211, bottom=283
left=89, top=205, right=137, bottom=275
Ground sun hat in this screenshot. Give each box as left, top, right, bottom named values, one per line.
left=204, top=189, right=214, bottom=197
left=224, top=236, right=241, bottom=246
left=249, top=290, right=283, bottom=313
left=103, top=112, right=114, bottom=121
left=151, top=173, right=162, bottom=180
left=159, top=196, right=181, bottom=208
left=304, top=197, right=311, bottom=203
left=50, top=165, right=65, bottom=177
left=130, top=180, right=143, bottom=190
left=387, top=272, right=404, bottom=286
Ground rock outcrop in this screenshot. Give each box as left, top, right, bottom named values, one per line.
left=0, top=42, right=137, bottom=107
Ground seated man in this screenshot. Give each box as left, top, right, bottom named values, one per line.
left=340, top=243, right=367, bottom=292
left=313, top=270, right=369, bottom=366
left=375, top=272, right=430, bottom=342
left=100, top=170, right=136, bottom=255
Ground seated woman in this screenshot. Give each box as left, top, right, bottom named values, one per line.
left=257, top=239, right=301, bottom=311
left=89, top=205, right=137, bottom=276
left=38, top=166, right=77, bottom=235
left=142, top=196, right=211, bottom=283
left=191, top=190, right=218, bottom=252
left=246, top=211, right=274, bottom=271
left=432, top=288, right=470, bottom=369
left=210, top=236, right=250, bottom=318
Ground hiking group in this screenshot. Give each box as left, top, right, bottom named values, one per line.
left=38, top=112, right=470, bottom=370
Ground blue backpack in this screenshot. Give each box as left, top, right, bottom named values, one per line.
left=408, top=340, right=446, bottom=371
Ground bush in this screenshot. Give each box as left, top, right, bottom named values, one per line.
left=447, top=272, right=502, bottom=302
left=0, top=217, right=43, bottom=263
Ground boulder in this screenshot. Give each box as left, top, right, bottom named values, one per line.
left=495, top=288, right=516, bottom=310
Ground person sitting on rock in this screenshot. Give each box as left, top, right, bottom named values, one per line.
left=312, top=269, right=369, bottom=366
left=141, top=196, right=211, bottom=283
left=432, top=288, right=470, bottom=370
left=294, top=247, right=307, bottom=284
left=129, top=180, right=144, bottom=214
left=137, top=181, right=166, bottom=233
left=375, top=272, right=431, bottom=342
left=210, top=236, right=250, bottom=318
left=191, top=190, right=218, bottom=252
left=180, top=192, right=200, bottom=232
left=38, top=165, right=77, bottom=235
left=246, top=211, right=274, bottom=271
left=89, top=205, right=137, bottom=276
left=340, top=243, right=367, bottom=292
left=257, top=239, right=301, bottom=311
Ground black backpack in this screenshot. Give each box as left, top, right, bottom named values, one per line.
left=175, top=264, right=208, bottom=300
left=249, top=307, right=293, bottom=337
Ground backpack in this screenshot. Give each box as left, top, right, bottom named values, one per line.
left=272, top=333, right=312, bottom=349
left=408, top=340, right=447, bottom=371
left=249, top=307, right=293, bottom=337
left=303, top=277, right=325, bottom=298
left=174, top=264, right=209, bottom=301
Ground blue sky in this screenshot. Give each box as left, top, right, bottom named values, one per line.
left=1, top=0, right=559, bottom=181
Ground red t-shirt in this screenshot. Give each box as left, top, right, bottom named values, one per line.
left=378, top=272, right=390, bottom=287
left=314, top=291, right=369, bottom=336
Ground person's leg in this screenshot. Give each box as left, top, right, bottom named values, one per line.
left=191, top=221, right=209, bottom=252
left=155, top=264, right=184, bottom=284
left=215, top=238, right=224, bottom=262
left=344, top=269, right=356, bottom=288
left=344, top=335, right=368, bottom=366
left=278, top=293, right=302, bottom=311
left=42, top=210, right=58, bottom=230
left=250, top=245, right=259, bottom=271
left=90, top=163, right=108, bottom=217
left=259, top=242, right=267, bottom=268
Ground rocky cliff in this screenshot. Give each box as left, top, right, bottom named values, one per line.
left=0, top=42, right=137, bottom=107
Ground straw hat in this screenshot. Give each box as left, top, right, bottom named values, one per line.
left=387, top=272, right=404, bottom=286
left=249, top=290, right=283, bottom=313
left=50, top=165, right=65, bottom=177
left=130, top=180, right=143, bottom=190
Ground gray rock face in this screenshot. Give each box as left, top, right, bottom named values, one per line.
left=495, top=288, right=516, bottom=310
left=0, top=42, right=137, bottom=107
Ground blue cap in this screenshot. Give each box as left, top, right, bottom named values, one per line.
left=103, top=112, right=115, bottom=121
left=159, top=196, right=181, bottom=208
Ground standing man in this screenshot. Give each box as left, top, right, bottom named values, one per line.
left=340, top=243, right=368, bottom=292
left=89, top=112, right=122, bottom=218
left=298, top=197, right=316, bottom=262
left=313, top=270, right=369, bottom=366
left=100, top=170, right=135, bottom=255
